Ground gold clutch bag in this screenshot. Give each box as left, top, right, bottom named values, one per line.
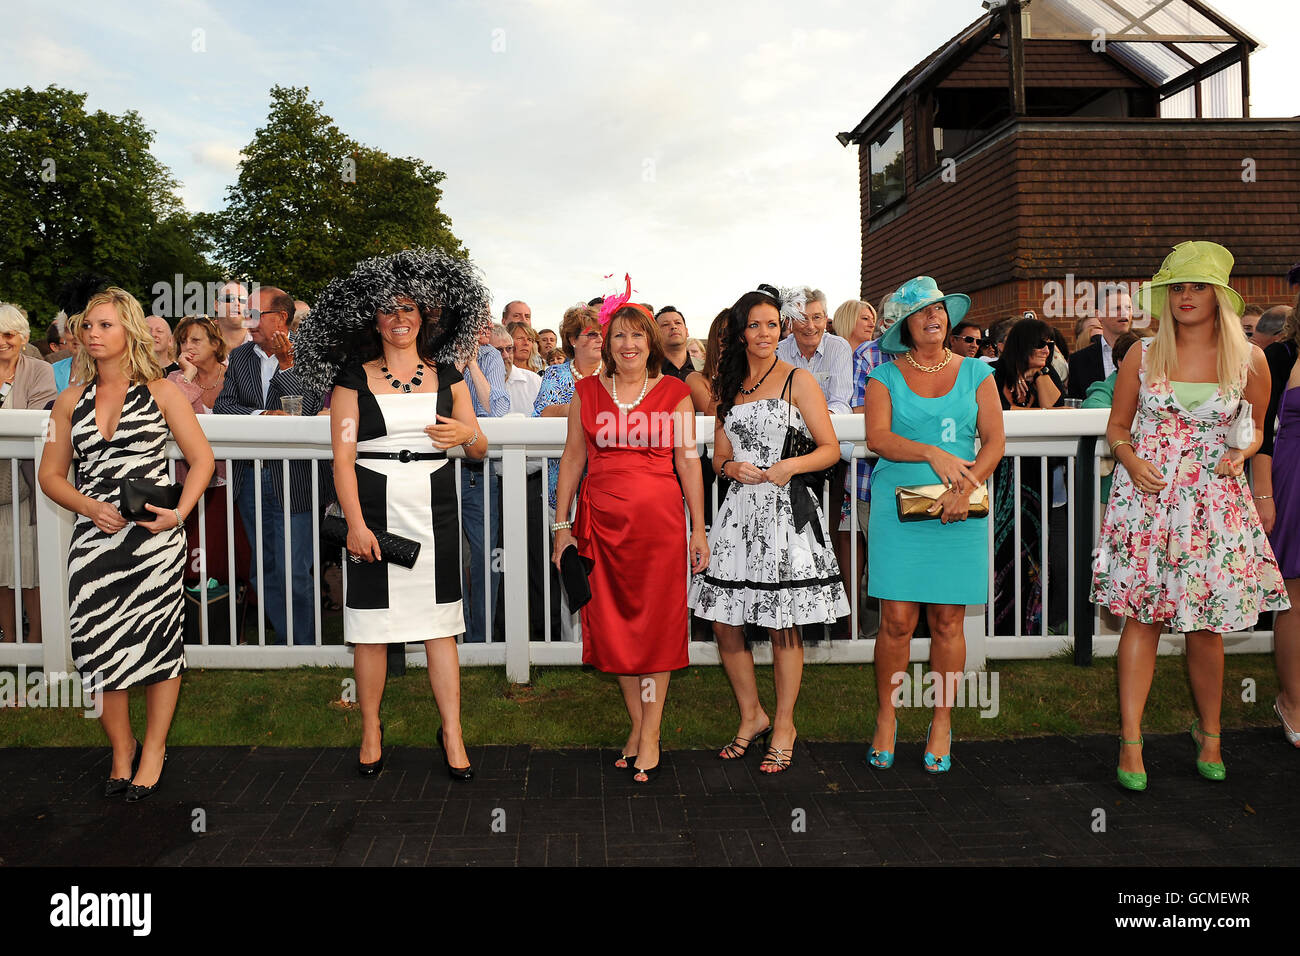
left=895, top=483, right=989, bottom=522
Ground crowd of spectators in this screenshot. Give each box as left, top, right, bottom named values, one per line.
left=0, top=265, right=1295, bottom=649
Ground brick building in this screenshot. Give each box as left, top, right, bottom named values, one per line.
left=837, top=0, right=1300, bottom=333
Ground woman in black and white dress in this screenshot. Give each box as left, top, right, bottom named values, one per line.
left=298, top=248, right=490, bottom=781
left=689, top=287, right=847, bottom=773
left=39, top=288, right=214, bottom=800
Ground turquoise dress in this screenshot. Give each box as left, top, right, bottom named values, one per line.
left=867, top=358, right=994, bottom=604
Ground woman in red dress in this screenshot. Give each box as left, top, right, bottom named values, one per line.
left=552, top=300, right=708, bottom=783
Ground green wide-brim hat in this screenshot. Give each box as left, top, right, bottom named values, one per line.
left=1136, top=241, right=1245, bottom=319
left=878, top=276, right=971, bottom=355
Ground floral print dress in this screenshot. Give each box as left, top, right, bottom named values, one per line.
left=1091, top=342, right=1289, bottom=632
left=688, top=399, right=849, bottom=636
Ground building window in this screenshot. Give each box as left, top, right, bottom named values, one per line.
left=869, top=117, right=905, bottom=216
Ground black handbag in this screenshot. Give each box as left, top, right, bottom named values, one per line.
left=558, top=544, right=592, bottom=611
left=321, top=510, right=422, bottom=570
left=778, top=370, right=834, bottom=547
left=117, top=479, right=183, bottom=521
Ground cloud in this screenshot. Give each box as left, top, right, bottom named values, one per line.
left=353, top=70, right=488, bottom=128
left=189, top=142, right=244, bottom=171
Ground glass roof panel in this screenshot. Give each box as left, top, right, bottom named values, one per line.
left=1108, top=39, right=1199, bottom=85
left=1025, top=0, right=1237, bottom=42
left=1172, top=41, right=1233, bottom=63
left=1138, top=0, right=1224, bottom=37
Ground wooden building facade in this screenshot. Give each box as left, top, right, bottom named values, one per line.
left=838, top=0, right=1300, bottom=330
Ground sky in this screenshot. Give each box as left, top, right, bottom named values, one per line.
left=4, top=0, right=1296, bottom=336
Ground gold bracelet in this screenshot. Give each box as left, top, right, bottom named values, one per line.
left=1109, top=439, right=1133, bottom=454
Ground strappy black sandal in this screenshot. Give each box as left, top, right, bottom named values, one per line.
left=718, top=725, right=772, bottom=760
left=760, top=744, right=794, bottom=774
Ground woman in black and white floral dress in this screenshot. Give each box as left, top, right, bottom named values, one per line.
left=689, top=287, right=847, bottom=773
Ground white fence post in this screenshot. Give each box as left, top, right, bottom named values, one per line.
left=33, top=432, right=73, bottom=677
left=500, top=442, right=530, bottom=683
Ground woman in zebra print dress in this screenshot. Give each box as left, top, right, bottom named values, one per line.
left=40, top=288, right=214, bottom=800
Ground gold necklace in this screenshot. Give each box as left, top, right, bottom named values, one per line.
left=905, top=348, right=953, bottom=373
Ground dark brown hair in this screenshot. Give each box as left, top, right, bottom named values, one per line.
left=898, top=303, right=952, bottom=349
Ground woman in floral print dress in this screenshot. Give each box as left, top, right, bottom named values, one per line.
left=689, top=287, right=847, bottom=773
left=1092, top=242, right=1289, bottom=791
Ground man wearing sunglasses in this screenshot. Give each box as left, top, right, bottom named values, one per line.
left=948, top=321, right=983, bottom=359
left=213, top=280, right=251, bottom=354
left=214, top=285, right=322, bottom=646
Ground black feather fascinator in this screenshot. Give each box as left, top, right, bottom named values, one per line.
left=293, top=247, right=491, bottom=395
left=56, top=273, right=114, bottom=318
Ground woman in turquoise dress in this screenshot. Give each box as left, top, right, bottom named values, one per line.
left=863, top=277, right=1005, bottom=774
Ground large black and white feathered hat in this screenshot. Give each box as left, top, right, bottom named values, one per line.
left=293, top=247, right=491, bottom=395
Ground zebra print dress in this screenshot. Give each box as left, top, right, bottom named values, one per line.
left=68, top=383, right=186, bottom=691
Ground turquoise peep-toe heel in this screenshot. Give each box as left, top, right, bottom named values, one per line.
left=868, top=719, right=898, bottom=770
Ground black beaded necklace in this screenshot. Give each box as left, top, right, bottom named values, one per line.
left=381, top=361, right=425, bottom=393
left=739, top=356, right=779, bottom=395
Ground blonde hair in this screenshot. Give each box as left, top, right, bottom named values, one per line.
left=506, top=321, right=542, bottom=371
left=69, top=288, right=164, bottom=386
left=1143, top=287, right=1254, bottom=390
left=832, top=299, right=874, bottom=341
left=0, top=303, right=30, bottom=342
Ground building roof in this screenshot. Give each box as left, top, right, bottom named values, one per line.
left=838, top=0, right=1259, bottom=146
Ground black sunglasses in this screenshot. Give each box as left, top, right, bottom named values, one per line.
left=952, top=334, right=979, bottom=345
left=1037, top=339, right=1055, bottom=350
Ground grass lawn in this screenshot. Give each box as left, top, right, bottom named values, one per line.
left=0, top=653, right=1286, bottom=749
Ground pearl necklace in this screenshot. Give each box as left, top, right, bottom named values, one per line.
left=570, top=361, right=596, bottom=381
left=611, top=372, right=650, bottom=412
left=905, top=348, right=953, bottom=373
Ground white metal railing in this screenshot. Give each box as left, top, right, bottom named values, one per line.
left=0, top=409, right=1275, bottom=683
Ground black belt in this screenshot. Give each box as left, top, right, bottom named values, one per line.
left=357, top=450, right=446, bottom=462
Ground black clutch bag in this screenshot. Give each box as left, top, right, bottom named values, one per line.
left=559, top=545, right=592, bottom=611
left=117, top=479, right=183, bottom=522
left=321, top=514, right=422, bottom=570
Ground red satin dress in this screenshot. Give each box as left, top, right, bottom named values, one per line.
left=573, top=374, right=691, bottom=674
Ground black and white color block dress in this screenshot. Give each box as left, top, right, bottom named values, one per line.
left=68, top=383, right=186, bottom=691
left=688, top=398, right=848, bottom=633
left=337, top=363, right=465, bottom=643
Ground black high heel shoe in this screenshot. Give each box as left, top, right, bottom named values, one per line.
left=632, top=761, right=661, bottom=784
left=633, top=740, right=663, bottom=784
left=104, top=739, right=142, bottom=798
left=125, top=753, right=167, bottom=803
left=437, top=727, right=473, bottom=782
left=614, top=752, right=638, bottom=771
left=358, top=722, right=385, bottom=777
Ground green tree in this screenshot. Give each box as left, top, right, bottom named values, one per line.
left=0, top=85, right=215, bottom=329
left=209, top=86, right=465, bottom=302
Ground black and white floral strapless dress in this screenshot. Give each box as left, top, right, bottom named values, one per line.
left=688, top=398, right=848, bottom=633
left=68, top=384, right=186, bottom=691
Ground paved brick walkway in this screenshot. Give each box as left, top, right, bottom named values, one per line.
left=1, top=729, right=1296, bottom=866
